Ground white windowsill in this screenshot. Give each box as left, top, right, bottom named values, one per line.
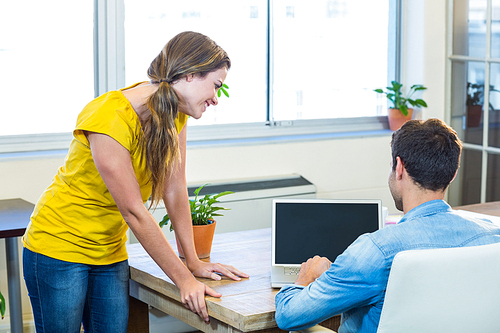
left=0, top=116, right=391, bottom=161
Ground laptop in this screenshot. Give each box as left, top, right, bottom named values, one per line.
left=271, top=198, right=383, bottom=288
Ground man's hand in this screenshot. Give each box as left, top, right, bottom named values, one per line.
left=294, top=255, right=332, bottom=286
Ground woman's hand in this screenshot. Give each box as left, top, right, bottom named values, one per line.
left=189, top=260, right=249, bottom=281
left=179, top=260, right=248, bottom=323
left=178, top=278, right=221, bottom=323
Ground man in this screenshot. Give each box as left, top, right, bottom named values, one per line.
left=275, top=118, right=500, bottom=333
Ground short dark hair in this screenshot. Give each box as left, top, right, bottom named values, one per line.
left=391, top=118, right=462, bottom=191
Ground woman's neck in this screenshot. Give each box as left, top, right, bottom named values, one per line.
left=121, top=82, right=158, bottom=124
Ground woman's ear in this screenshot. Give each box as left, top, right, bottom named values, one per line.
left=185, top=74, right=195, bottom=82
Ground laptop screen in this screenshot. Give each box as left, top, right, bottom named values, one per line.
left=273, top=199, right=382, bottom=265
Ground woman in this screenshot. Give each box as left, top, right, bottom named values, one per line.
left=22, top=31, right=248, bottom=333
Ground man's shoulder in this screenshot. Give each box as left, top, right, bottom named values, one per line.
left=368, top=205, right=500, bottom=257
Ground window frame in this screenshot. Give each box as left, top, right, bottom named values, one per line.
left=0, top=0, right=401, bottom=156
left=447, top=0, right=500, bottom=205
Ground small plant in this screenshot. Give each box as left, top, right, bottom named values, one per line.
left=466, top=82, right=500, bottom=110
left=0, top=290, right=5, bottom=319
left=218, top=84, right=229, bottom=98
left=159, top=183, right=234, bottom=232
left=466, top=82, right=483, bottom=106
left=374, top=81, right=428, bottom=116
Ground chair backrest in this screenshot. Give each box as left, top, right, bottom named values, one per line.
left=377, top=242, right=500, bottom=333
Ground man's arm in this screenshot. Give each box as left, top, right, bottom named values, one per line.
left=294, top=255, right=332, bottom=286
left=274, top=235, right=388, bottom=331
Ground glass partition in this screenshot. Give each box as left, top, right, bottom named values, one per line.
left=487, top=63, right=500, bottom=147
left=453, top=0, right=487, bottom=58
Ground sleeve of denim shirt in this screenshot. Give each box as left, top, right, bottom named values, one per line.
left=274, top=234, right=389, bottom=331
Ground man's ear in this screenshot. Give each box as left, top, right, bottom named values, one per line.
left=450, top=168, right=459, bottom=183
left=395, top=156, right=405, bottom=180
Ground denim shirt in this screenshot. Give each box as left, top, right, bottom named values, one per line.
left=275, top=200, right=500, bottom=333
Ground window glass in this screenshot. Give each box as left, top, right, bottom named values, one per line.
left=453, top=0, right=487, bottom=57
left=488, top=63, right=500, bottom=147
left=491, top=0, right=500, bottom=58
left=451, top=61, right=485, bottom=145
left=272, top=0, right=392, bottom=121
left=487, top=152, right=500, bottom=201
left=0, top=1, right=94, bottom=136
left=124, top=0, right=395, bottom=127
left=124, top=0, right=268, bottom=127
left=2, top=0, right=396, bottom=140
left=456, top=149, right=482, bottom=205
left=465, top=61, right=485, bottom=145
left=450, top=60, right=467, bottom=138
left=448, top=0, right=500, bottom=207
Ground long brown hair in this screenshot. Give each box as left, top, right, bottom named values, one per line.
left=142, top=31, right=231, bottom=208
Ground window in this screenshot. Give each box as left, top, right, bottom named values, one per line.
left=272, top=1, right=392, bottom=122
left=448, top=0, right=500, bottom=206
left=124, top=0, right=398, bottom=128
left=1, top=0, right=398, bottom=152
left=124, top=0, right=268, bottom=126
left=0, top=1, right=94, bottom=136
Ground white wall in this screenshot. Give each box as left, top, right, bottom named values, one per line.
left=405, top=0, right=448, bottom=121
left=0, top=0, right=448, bottom=328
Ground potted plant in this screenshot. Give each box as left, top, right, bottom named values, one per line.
left=466, top=83, right=484, bottom=128
left=159, top=183, right=234, bottom=259
left=0, top=290, right=5, bottom=319
left=465, top=82, right=500, bottom=127
left=374, top=81, right=428, bottom=131
left=218, top=83, right=229, bottom=98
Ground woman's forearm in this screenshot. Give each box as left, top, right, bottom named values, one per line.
left=125, top=205, right=196, bottom=287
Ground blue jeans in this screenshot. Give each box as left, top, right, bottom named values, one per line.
left=23, top=248, right=129, bottom=333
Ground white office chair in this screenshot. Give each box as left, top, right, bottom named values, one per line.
left=293, top=325, right=336, bottom=333
left=377, top=242, right=500, bottom=333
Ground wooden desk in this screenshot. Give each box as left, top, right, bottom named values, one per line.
left=454, top=201, right=500, bottom=217
left=127, top=228, right=339, bottom=333
left=0, top=198, right=34, bottom=333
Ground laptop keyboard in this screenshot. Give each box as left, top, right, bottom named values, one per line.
left=284, top=267, right=301, bottom=275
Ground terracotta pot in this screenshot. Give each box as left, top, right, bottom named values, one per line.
left=388, top=108, right=413, bottom=131
left=466, top=105, right=482, bottom=128
left=176, top=220, right=216, bottom=259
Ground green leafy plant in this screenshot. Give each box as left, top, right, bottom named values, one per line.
left=467, top=82, right=486, bottom=106
left=217, top=83, right=229, bottom=98
left=466, top=82, right=500, bottom=110
left=374, top=81, right=428, bottom=116
left=0, top=290, right=5, bottom=320
left=159, top=184, right=234, bottom=232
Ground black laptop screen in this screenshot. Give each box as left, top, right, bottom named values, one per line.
left=274, top=201, right=380, bottom=265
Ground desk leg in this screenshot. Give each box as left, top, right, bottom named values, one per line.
left=128, top=295, right=149, bottom=333
left=5, top=237, right=23, bottom=333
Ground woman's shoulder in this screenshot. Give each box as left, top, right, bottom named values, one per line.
left=73, top=86, right=143, bottom=148
left=78, top=88, right=137, bottom=125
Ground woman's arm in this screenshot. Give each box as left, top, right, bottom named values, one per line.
left=163, top=126, right=248, bottom=280
left=86, top=131, right=219, bottom=323
left=161, top=126, right=198, bottom=267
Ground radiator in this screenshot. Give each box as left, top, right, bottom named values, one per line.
left=129, top=174, right=316, bottom=243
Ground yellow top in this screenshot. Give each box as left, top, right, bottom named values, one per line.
left=23, top=83, right=188, bottom=265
